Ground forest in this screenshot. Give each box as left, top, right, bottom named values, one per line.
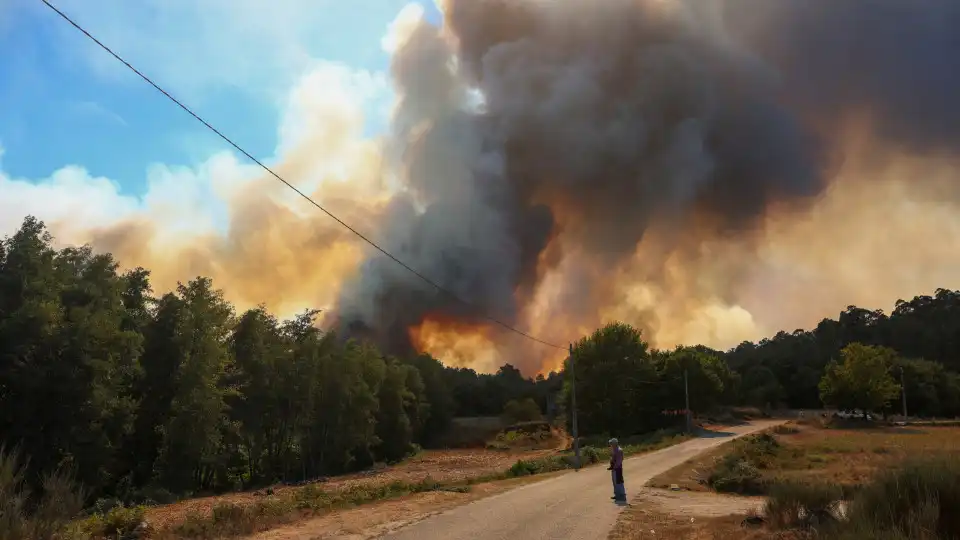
left=1, top=216, right=959, bottom=503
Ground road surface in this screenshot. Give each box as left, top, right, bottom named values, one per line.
left=379, top=420, right=783, bottom=540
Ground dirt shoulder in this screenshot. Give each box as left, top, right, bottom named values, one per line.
left=609, top=510, right=789, bottom=540
left=631, top=487, right=765, bottom=518
left=250, top=472, right=567, bottom=540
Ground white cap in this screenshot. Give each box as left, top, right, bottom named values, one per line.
left=608, top=438, right=618, bottom=445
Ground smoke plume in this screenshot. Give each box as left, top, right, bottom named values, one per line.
left=5, top=0, right=960, bottom=374
left=335, top=0, right=960, bottom=370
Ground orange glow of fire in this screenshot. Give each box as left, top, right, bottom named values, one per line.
left=408, top=315, right=504, bottom=373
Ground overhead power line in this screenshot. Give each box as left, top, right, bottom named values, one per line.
left=39, top=0, right=566, bottom=351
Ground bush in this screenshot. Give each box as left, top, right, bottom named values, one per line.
left=0, top=447, right=86, bottom=540
left=773, top=424, right=800, bottom=435
left=841, top=458, right=960, bottom=539
left=79, top=505, right=148, bottom=539
left=501, top=398, right=543, bottom=424
left=764, top=481, right=843, bottom=530
left=708, top=433, right=782, bottom=494
left=709, top=458, right=764, bottom=494
left=582, top=446, right=601, bottom=464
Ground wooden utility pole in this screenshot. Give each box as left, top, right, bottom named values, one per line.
left=900, top=366, right=908, bottom=421
left=684, top=367, right=692, bottom=434
left=569, top=343, right=581, bottom=470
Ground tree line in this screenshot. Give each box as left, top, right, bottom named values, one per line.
left=564, top=297, right=960, bottom=439
left=3, top=215, right=959, bottom=503
left=724, top=294, right=960, bottom=415
left=0, top=217, right=560, bottom=502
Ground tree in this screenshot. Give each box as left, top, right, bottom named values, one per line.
left=402, top=354, right=453, bottom=445
left=819, top=343, right=902, bottom=418
left=152, top=278, right=236, bottom=492
left=8, top=213, right=960, bottom=505
left=565, top=322, right=668, bottom=436
left=375, top=361, right=419, bottom=463
left=229, top=307, right=286, bottom=483
left=740, top=366, right=784, bottom=408
left=501, top=398, right=542, bottom=424
left=654, top=346, right=733, bottom=414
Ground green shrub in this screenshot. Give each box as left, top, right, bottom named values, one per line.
left=79, top=505, right=147, bottom=539
left=508, top=460, right=541, bottom=477
left=582, top=446, right=600, bottom=464
left=708, top=433, right=784, bottom=494
left=709, top=458, right=765, bottom=494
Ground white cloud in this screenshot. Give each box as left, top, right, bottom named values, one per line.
left=41, top=0, right=416, bottom=102
left=0, top=165, right=141, bottom=241
left=0, top=58, right=393, bottom=245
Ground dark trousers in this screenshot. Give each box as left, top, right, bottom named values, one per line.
left=611, top=468, right=626, bottom=499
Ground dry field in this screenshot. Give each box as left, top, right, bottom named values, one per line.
left=612, top=423, right=960, bottom=539
left=146, top=445, right=564, bottom=530
left=649, top=423, right=960, bottom=493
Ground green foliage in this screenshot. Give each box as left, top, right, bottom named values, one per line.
left=0, top=217, right=563, bottom=504
left=819, top=343, right=901, bottom=416
left=501, top=398, right=543, bottom=424
left=708, top=433, right=782, bottom=494
left=5, top=214, right=960, bottom=534
left=78, top=505, right=147, bottom=539
left=565, top=322, right=665, bottom=436
left=564, top=323, right=739, bottom=438
left=171, top=476, right=469, bottom=539
left=654, top=346, right=737, bottom=413
left=505, top=430, right=686, bottom=479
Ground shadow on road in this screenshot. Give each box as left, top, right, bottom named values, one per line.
left=694, top=428, right=736, bottom=438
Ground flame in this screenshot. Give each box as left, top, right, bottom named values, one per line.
left=408, top=315, right=502, bottom=373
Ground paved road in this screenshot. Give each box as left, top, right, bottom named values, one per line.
left=379, top=420, right=784, bottom=540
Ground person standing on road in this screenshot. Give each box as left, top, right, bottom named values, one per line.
left=608, top=438, right=626, bottom=502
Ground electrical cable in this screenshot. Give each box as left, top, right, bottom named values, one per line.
left=39, top=0, right=567, bottom=350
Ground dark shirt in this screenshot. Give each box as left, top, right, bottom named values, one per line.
left=610, top=446, right=623, bottom=469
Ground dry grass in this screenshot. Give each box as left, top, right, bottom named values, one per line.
left=650, top=423, right=960, bottom=494
left=608, top=509, right=795, bottom=540
left=141, top=430, right=688, bottom=538
left=145, top=447, right=555, bottom=529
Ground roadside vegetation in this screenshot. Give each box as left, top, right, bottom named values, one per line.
left=0, top=428, right=691, bottom=540
left=630, top=423, right=960, bottom=539
left=656, top=423, right=960, bottom=495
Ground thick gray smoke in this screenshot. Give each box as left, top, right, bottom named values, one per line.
left=724, top=0, right=960, bottom=152
left=334, top=0, right=960, bottom=365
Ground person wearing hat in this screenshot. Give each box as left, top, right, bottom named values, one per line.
left=607, top=437, right=626, bottom=502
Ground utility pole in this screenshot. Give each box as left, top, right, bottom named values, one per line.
left=684, top=367, right=692, bottom=434
left=900, top=366, right=908, bottom=422
left=569, top=343, right=581, bottom=470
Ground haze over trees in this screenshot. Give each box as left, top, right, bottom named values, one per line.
left=1, top=216, right=959, bottom=504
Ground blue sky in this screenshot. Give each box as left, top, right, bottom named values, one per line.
left=0, top=0, right=440, bottom=196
